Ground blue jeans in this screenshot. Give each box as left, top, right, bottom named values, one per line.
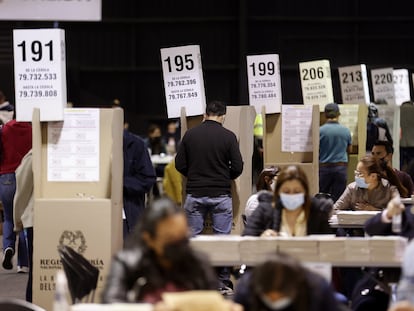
left=184, top=194, right=233, bottom=287
left=319, top=165, right=348, bottom=202
left=0, top=173, right=29, bottom=267
left=183, top=194, right=233, bottom=235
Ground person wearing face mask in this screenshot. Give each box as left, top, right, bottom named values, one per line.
left=101, top=197, right=218, bottom=304
left=233, top=252, right=342, bottom=311
left=372, top=140, right=414, bottom=197
left=334, top=155, right=405, bottom=212
left=244, top=166, right=279, bottom=219
left=242, top=165, right=332, bottom=237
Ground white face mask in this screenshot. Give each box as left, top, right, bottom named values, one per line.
left=279, top=193, right=305, bottom=211
left=261, top=296, right=293, bottom=310
left=355, top=176, right=369, bottom=189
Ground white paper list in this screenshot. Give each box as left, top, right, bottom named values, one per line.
left=281, top=105, right=313, bottom=152
left=47, top=109, right=100, bottom=182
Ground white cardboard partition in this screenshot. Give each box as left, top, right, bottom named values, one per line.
left=32, top=108, right=123, bottom=310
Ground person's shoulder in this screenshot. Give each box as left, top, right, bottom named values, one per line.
left=311, top=196, right=333, bottom=214
left=257, top=190, right=273, bottom=203
left=115, top=247, right=144, bottom=269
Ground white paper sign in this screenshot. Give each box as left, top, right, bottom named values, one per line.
left=0, top=0, right=101, bottom=21
left=160, top=45, right=206, bottom=118
left=299, top=59, right=334, bottom=111
left=47, top=109, right=100, bottom=182
left=393, top=69, right=411, bottom=106
left=338, top=104, right=359, bottom=146
left=371, top=68, right=396, bottom=105
left=338, top=64, right=370, bottom=105
left=247, top=54, right=282, bottom=114
left=13, top=29, right=67, bottom=122
left=281, top=105, right=313, bottom=152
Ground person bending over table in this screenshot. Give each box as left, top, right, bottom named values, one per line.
left=243, top=165, right=332, bottom=237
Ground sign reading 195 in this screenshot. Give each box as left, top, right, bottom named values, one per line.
left=16, top=40, right=54, bottom=62
left=301, top=67, right=325, bottom=80
left=249, top=61, right=275, bottom=76
left=163, top=54, right=194, bottom=72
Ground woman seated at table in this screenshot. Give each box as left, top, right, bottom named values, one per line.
left=334, top=156, right=407, bottom=212
left=243, top=165, right=332, bottom=237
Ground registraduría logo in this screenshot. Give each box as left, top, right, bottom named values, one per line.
left=58, top=230, right=87, bottom=254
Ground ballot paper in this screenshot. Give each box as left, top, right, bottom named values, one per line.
left=277, top=237, right=319, bottom=261
left=162, top=291, right=228, bottom=311
left=344, top=238, right=370, bottom=262
left=312, top=235, right=347, bottom=262
left=190, top=235, right=243, bottom=264
left=336, top=211, right=380, bottom=226
left=239, top=237, right=278, bottom=264
left=369, top=236, right=408, bottom=263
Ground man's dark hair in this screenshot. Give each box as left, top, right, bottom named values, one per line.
left=374, top=140, right=394, bottom=154
left=0, top=90, right=5, bottom=102
left=205, top=101, right=226, bottom=116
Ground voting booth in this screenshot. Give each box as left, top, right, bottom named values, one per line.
left=262, top=105, right=320, bottom=195
left=320, top=104, right=368, bottom=183
left=32, top=108, right=124, bottom=310
left=180, top=106, right=256, bottom=235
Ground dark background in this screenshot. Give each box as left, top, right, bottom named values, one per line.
left=1, top=0, right=414, bottom=135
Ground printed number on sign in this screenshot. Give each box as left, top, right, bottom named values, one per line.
left=302, top=67, right=324, bottom=80
left=374, top=73, right=393, bottom=85
left=249, top=61, right=275, bottom=76
left=164, top=54, right=194, bottom=72
left=341, top=71, right=362, bottom=84
left=17, top=40, right=53, bottom=62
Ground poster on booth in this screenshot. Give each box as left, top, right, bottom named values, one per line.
left=281, top=105, right=313, bottom=152
left=393, top=69, right=411, bottom=106
left=13, top=29, right=67, bottom=121
left=160, top=45, right=206, bottom=118
left=371, top=68, right=396, bottom=105
left=47, top=109, right=100, bottom=182
left=338, top=64, right=370, bottom=105
left=299, top=59, right=334, bottom=111
left=246, top=54, right=282, bottom=114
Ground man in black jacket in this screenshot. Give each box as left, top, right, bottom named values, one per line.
left=175, top=100, right=243, bottom=293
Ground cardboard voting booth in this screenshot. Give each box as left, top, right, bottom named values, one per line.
left=32, top=108, right=123, bottom=310
left=180, top=106, right=256, bottom=234
left=263, top=105, right=320, bottom=195
left=320, top=104, right=368, bottom=183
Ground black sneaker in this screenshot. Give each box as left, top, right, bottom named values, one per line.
left=2, top=247, right=14, bottom=270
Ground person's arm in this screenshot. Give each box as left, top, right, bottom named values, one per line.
left=229, top=134, right=243, bottom=180
left=174, top=137, right=188, bottom=177
left=242, top=200, right=272, bottom=236
left=102, top=254, right=131, bottom=303
left=333, top=184, right=353, bottom=211
left=13, top=150, right=33, bottom=232
left=364, top=198, right=405, bottom=236
left=124, top=138, right=156, bottom=196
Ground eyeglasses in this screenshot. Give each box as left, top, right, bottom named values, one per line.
left=354, top=170, right=365, bottom=177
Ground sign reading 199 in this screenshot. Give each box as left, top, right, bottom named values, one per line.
left=301, top=67, right=325, bottom=80
left=163, top=54, right=194, bottom=72
left=16, top=40, right=54, bottom=62
left=249, top=61, right=275, bottom=76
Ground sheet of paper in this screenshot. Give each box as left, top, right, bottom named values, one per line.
left=281, top=105, right=313, bottom=152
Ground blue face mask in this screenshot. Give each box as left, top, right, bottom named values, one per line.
left=355, top=176, right=369, bottom=189
left=280, top=193, right=305, bottom=211
left=261, top=296, right=293, bottom=310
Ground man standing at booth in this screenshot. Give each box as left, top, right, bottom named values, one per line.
left=319, top=103, right=352, bottom=202
left=175, top=100, right=243, bottom=295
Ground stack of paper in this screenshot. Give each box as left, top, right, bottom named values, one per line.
left=190, top=235, right=242, bottom=264
left=277, top=237, right=319, bottom=261
left=315, top=236, right=347, bottom=262
left=369, top=236, right=408, bottom=264
left=344, top=238, right=370, bottom=262
left=336, top=211, right=380, bottom=226
left=239, top=237, right=278, bottom=265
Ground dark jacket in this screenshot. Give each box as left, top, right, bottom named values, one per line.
left=175, top=120, right=243, bottom=197
left=242, top=191, right=332, bottom=236
left=123, top=130, right=156, bottom=232
left=234, top=269, right=340, bottom=311
left=102, top=245, right=217, bottom=303
left=364, top=204, right=414, bottom=240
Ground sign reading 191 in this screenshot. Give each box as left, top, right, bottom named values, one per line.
left=16, top=40, right=54, bottom=62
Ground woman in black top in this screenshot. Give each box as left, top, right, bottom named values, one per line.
left=243, top=165, right=332, bottom=237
